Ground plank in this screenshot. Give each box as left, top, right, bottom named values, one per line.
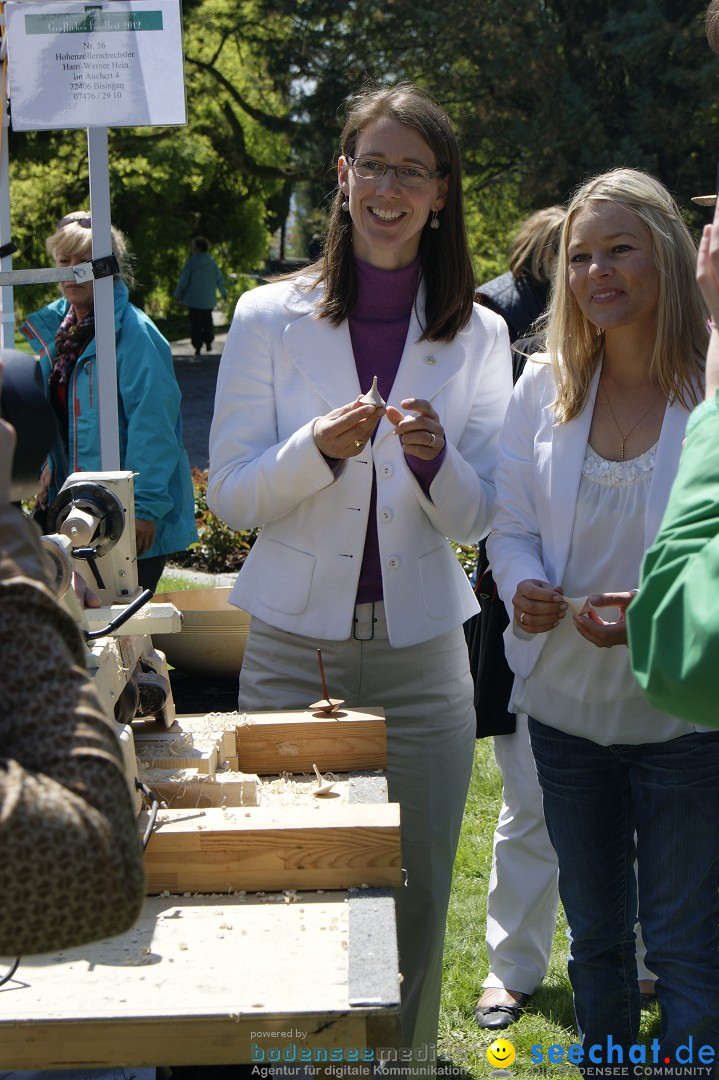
left=134, top=740, right=218, bottom=775
left=142, top=803, right=401, bottom=893
left=134, top=714, right=237, bottom=767
left=234, top=709, right=387, bottom=774
left=0, top=893, right=400, bottom=1068
left=139, top=767, right=260, bottom=808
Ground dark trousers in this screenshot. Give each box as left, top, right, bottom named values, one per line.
left=188, top=307, right=213, bottom=350
left=137, top=554, right=166, bottom=593
left=529, top=718, right=719, bottom=1076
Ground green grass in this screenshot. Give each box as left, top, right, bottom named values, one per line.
left=155, top=574, right=214, bottom=593
left=437, top=740, right=662, bottom=1077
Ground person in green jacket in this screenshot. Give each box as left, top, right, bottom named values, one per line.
left=626, top=202, right=719, bottom=728
left=173, top=237, right=227, bottom=356
left=626, top=0, right=719, bottom=728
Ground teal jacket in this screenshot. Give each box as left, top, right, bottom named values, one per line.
left=173, top=252, right=227, bottom=310
left=628, top=393, right=719, bottom=727
left=21, top=279, right=198, bottom=561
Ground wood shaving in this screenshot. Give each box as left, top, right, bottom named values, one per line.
left=256, top=771, right=346, bottom=806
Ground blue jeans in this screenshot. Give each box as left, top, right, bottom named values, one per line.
left=528, top=718, right=719, bottom=1077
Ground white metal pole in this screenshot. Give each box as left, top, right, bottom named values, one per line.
left=87, top=125, right=120, bottom=470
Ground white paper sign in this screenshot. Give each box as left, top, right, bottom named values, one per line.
left=6, top=0, right=187, bottom=130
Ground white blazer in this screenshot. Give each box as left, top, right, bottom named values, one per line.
left=487, top=355, right=695, bottom=680
left=208, top=276, right=513, bottom=647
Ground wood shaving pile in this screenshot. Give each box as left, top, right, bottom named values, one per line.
left=257, top=772, right=347, bottom=806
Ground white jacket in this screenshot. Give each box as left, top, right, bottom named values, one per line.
left=208, top=277, right=513, bottom=647
left=487, top=355, right=694, bottom=679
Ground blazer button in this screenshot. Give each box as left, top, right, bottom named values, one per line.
left=381, top=464, right=394, bottom=477
left=380, top=507, right=393, bottom=522
left=387, top=556, right=400, bottom=570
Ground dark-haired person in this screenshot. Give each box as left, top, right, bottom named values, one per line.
left=21, top=211, right=197, bottom=592
left=207, top=83, right=512, bottom=1064
left=174, top=236, right=227, bottom=356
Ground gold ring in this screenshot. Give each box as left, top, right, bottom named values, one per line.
left=354, top=439, right=364, bottom=448
left=520, top=611, right=527, bottom=625
left=429, top=432, right=436, bottom=447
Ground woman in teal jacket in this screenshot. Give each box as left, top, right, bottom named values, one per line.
left=21, top=211, right=197, bottom=591
left=173, top=236, right=227, bottom=355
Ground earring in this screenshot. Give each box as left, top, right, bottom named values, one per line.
left=341, top=199, right=350, bottom=212
left=430, top=211, right=440, bottom=230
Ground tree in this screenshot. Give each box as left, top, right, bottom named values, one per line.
left=6, top=0, right=719, bottom=319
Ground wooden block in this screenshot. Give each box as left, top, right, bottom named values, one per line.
left=220, top=730, right=236, bottom=760
left=234, top=709, right=387, bottom=775
left=135, top=740, right=218, bottom=776
left=142, top=803, right=401, bottom=893
left=135, top=714, right=236, bottom=767
left=148, top=772, right=259, bottom=809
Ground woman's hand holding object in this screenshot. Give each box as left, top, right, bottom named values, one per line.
left=313, top=398, right=386, bottom=459
left=572, top=590, right=638, bottom=649
left=512, top=578, right=566, bottom=634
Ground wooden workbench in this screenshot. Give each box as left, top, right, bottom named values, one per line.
left=0, top=714, right=402, bottom=1072
left=0, top=886, right=400, bottom=1070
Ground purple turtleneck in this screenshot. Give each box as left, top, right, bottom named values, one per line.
left=348, top=256, right=444, bottom=604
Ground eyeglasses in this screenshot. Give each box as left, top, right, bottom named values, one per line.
left=57, top=215, right=91, bottom=229
left=346, top=155, right=446, bottom=188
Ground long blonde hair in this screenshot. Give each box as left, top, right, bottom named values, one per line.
left=547, top=168, right=706, bottom=423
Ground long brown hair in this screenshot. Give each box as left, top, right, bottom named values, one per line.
left=547, top=168, right=706, bottom=423
left=315, top=83, right=475, bottom=343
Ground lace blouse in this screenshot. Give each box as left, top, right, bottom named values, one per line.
left=511, top=441, right=701, bottom=745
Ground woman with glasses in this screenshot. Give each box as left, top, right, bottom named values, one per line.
left=208, top=83, right=512, bottom=1065
left=21, top=211, right=197, bottom=592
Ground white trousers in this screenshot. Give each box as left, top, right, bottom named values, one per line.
left=238, top=604, right=476, bottom=1061
left=483, top=714, right=654, bottom=994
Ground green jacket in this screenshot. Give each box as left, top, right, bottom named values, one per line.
left=628, top=393, right=719, bottom=727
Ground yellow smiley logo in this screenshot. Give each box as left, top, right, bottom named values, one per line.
left=486, top=1038, right=516, bottom=1069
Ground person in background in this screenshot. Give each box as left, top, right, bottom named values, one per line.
left=487, top=167, right=719, bottom=1072
left=0, top=359, right=144, bottom=955
left=471, top=204, right=569, bottom=1030
left=174, top=236, right=227, bottom=356
left=627, top=0, right=719, bottom=728
left=208, top=82, right=512, bottom=1068
left=475, top=205, right=566, bottom=346
left=21, top=211, right=197, bottom=593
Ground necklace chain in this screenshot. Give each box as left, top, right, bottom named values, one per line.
left=602, top=382, right=663, bottom=461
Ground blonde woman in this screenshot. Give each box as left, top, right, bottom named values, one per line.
left=21, top=212, right=197, bottom=590
left=487, top=168, right=719, bottom=1069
